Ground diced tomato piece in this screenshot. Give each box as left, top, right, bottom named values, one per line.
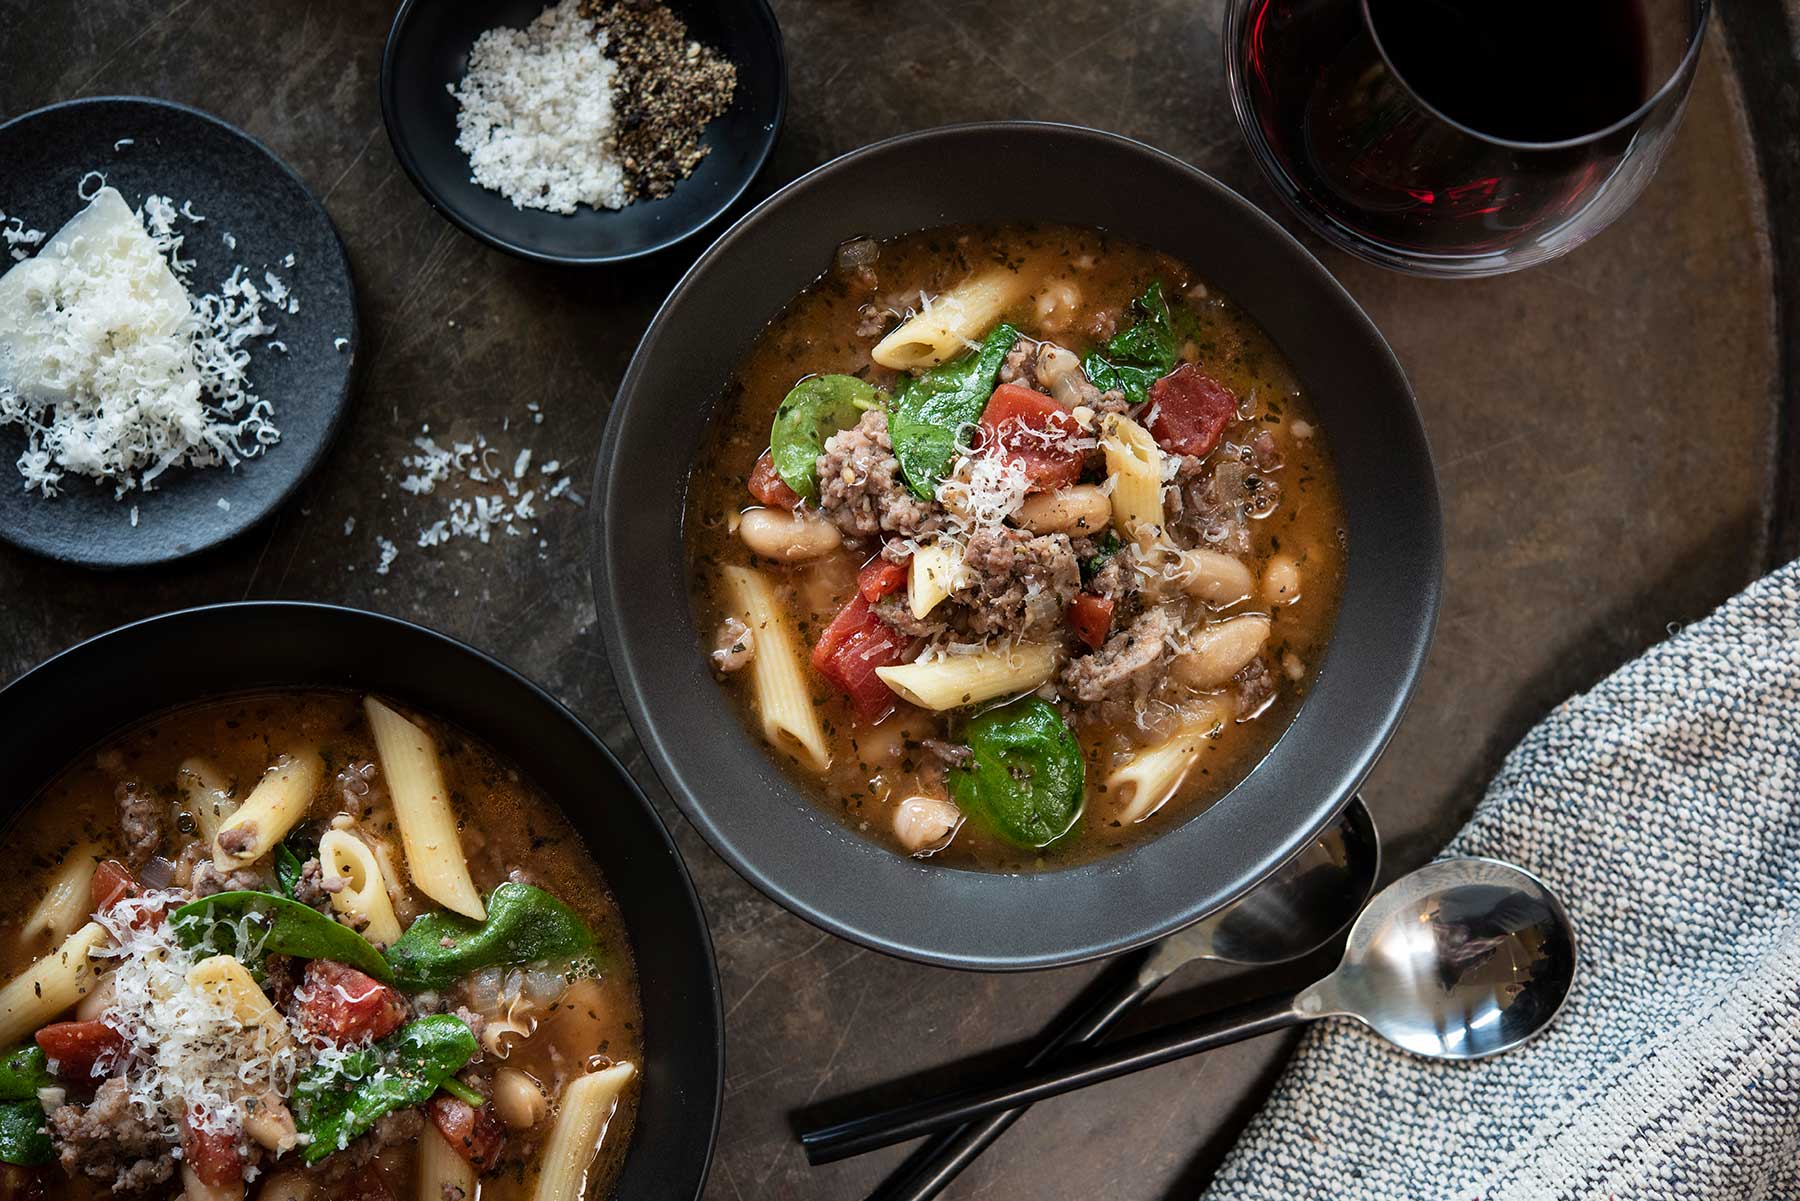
left=181, top=1111, right=241, bottom=1189
left=296, top=960, right=408, bottom=1045
left=35, top=1021, right=124, bottom=1080
left=978, top=383, right=1086, bottom=492
left=811, top=595, right=912, bottom=723
left=1067, top=593, right=1115, bottom=651
left=856, top=554, right=908, bottom=603
left=747, top=450, right=802, bottom=510
left=90, top=860, right=138, bottom=915
left=1145, top=363, right=1237, bottom=458
left=427, top=1094, right=508, bottom=1170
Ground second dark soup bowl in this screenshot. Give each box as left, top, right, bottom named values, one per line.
left=0, top=602, right=722, bottom=1199
left=594, top=121, right=1442, bottom=970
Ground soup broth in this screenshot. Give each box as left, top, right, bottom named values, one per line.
left=687, top=223, right=1346, bottom=870
left=0, top=691, right=641, bottom=1200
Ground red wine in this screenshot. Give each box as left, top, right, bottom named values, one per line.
left=1234, top=0, right=1662, bottom=259
left=1369, top=0, right=1650, bottom=143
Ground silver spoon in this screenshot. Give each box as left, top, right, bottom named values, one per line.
left=806, top=856, right=1576, bottom=1163
left=852, top=795, right=1380, bottom=1197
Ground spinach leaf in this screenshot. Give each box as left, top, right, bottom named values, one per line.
left=1082, top=281, right=1179, bottom=406
left=0, top=1100, right=51, bottom=1167
left=385, top=883, right=596, bottom=992
left=888, top=323, right=1020, bottom=499
left=949, top=699, right=1085, bottom=848
left=0, top=1046, right=50, bottom=1102
left=770, top=375, right=884, bottom=501
left=273, top=843, right=306, bottom=900
left=171, top=891, right=394, bottom=984
left=1081, top=531, right=1124, bottom=582
left=291, top=1015, right=476, bottom=1164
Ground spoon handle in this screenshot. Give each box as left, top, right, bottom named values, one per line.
left=802, top=991, right=1306, bottom=1165
left=864, top=948, right=1168, bottom=1201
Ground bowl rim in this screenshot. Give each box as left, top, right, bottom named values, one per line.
left=378, top=0, right=789, bottom=266
left=594, top=119, right=1443, bottom=970
left=0, top=600, right=724, bottom=1196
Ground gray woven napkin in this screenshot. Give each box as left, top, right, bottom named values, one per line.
left=1206, top=559, right=1800, bottom=1201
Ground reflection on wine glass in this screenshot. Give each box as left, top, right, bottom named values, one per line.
left=1224, top=0, right=1711, bottom=276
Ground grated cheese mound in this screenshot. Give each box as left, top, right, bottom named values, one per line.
left=90, top=892, right=300, bottom=1143
left=0, top=185, right=289, bottom=498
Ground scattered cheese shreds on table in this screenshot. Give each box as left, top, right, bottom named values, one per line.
left=0, top=183, right=294, bottom=499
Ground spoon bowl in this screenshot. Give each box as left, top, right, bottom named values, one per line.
left=1302, top=856, right=1578, bottom=1060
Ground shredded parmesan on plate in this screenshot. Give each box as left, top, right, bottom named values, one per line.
left=0, top=184, right=292, bottom=499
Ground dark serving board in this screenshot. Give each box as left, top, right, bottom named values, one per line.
left=0, top=97, right=356, bottom=568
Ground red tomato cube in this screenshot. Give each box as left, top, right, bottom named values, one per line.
left=295, top=960, right=408, bottom=1045
left=978, top=384, right=1086, bottom=492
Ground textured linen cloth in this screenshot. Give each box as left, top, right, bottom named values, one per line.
left=1207, top=560, right=1800, bottom=1201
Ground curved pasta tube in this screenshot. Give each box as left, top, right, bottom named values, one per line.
left=178, top=757, right=237, bottom=847
left=1105, top=701, right=1231, bottom=824
left=871, top=268, right=1031, bottom=370
left=875, top=643, right=1060, bottom=711
left=0, top=922, right=107, bottom=1046
left=187, top=955, right=290, bottom=1050
left=213, top=750, right=323, bottom=871
left=1101, top=414, right=1166, bottom=545
left=20, top=841, right=101, bottom=944
left=317, top=830, right=403, bottom=947
left=907, top=542, right=966, bottom=620
left=531, top=1062, right=638, bottom=1201
left=418, top=1123, right=477, bottom=1201
left=720, top=566, right=831, bottom=772
left=364, top=698, right=487, bottom=922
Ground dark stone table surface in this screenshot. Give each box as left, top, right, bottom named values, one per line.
left=2, top=2, right=1795, bottom=1198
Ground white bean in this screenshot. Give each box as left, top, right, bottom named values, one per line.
left=1171, top=549, right=1255, bottom=606
left=1014, top=485, right=1112, bottom=536
left=893, top=796, right=962, bottom=853
left=1034, top=344, right=1090, bottom=409
left=494, top=1066, right=549, bottom=1130
left=738, top=507, right=842, bottom=562
left=1033, top=280, right=1081, bottom=329
left=1173, top=615, right=1271, bottom=688
left=1263, top=554, right=1301, bottom=605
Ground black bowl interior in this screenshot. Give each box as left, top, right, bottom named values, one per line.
left=595, top=122, right=1443, bottom=971
left=380, top=0, right=786, bottom=264
left=0, top=603, right=721, bottom=1200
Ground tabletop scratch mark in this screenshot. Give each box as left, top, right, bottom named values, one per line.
left=725, top=931, right=830, bottom=1021
left=820, top=947, right=868, bottom=977
left=322, top=124, right=384, bottom=204
left=719, top=1160, right=748, bottom=1201
left=72, top=0, right=200, bottom=94
left=1440, top=429, right=1532, bottom=472
left=804, top=979, right=870, bottom=1104
left=239, top=511, right=285, bottom=600
left=723, top=1062, right=785, bottom=1099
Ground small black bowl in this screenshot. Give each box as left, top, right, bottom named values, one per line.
left=0, top=603, right=722, bottom=1198
left=380, top=0, right=786, bottom=265
left=594, top=121, right=1443, bottom=971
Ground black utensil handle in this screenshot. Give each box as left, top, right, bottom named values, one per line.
left=866, top=950, right=1165, bottom=1201
left=803, top=991, right=1306, bottom=1164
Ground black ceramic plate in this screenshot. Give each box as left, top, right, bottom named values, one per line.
left=381, top=0, right=786, bottom=265
left=0, top=602, right=723, bottom=1199
left=594, top=122, right=1443, bottom=971
left=0, top=97, right=357, bottom=569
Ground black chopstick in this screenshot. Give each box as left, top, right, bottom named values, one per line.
left=800, top=992, right=1303, bottom=1165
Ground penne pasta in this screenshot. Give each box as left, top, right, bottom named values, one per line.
left=417, top=1122, right=477, bottom=1201
left=907, top=542, right=966, bottom=620
left=20, top=841, right=101, bottom=945
left=720, top=566, right=831, bottom=772
left=365, top=698, right=487, bottom=922
left=188, top=955, right=290, bottom=1049
left=0, top=922, right=107, bottom=1046
left=1105, top=700, right=1231, bottom=824
left=872, top=268, right=1031, bottom=370
left=317, top=829, right=403, bottom=947
left=213, top=750, right=323, bottom=871
left=875, top=643, right=1060, bottom=711
left=1101, top=413, right=1166, bottom=545
left=178, top=757, right=237, bottom=847
left=530, top=1062, right=638, bottom=1201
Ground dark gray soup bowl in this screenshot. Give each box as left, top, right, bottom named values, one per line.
left=594, top=121, right=1442, bottom=971
left=0, top=603, right=721, bottom=1199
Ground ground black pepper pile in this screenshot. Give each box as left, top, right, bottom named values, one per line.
left=582, top=0, right=737, bottom=200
